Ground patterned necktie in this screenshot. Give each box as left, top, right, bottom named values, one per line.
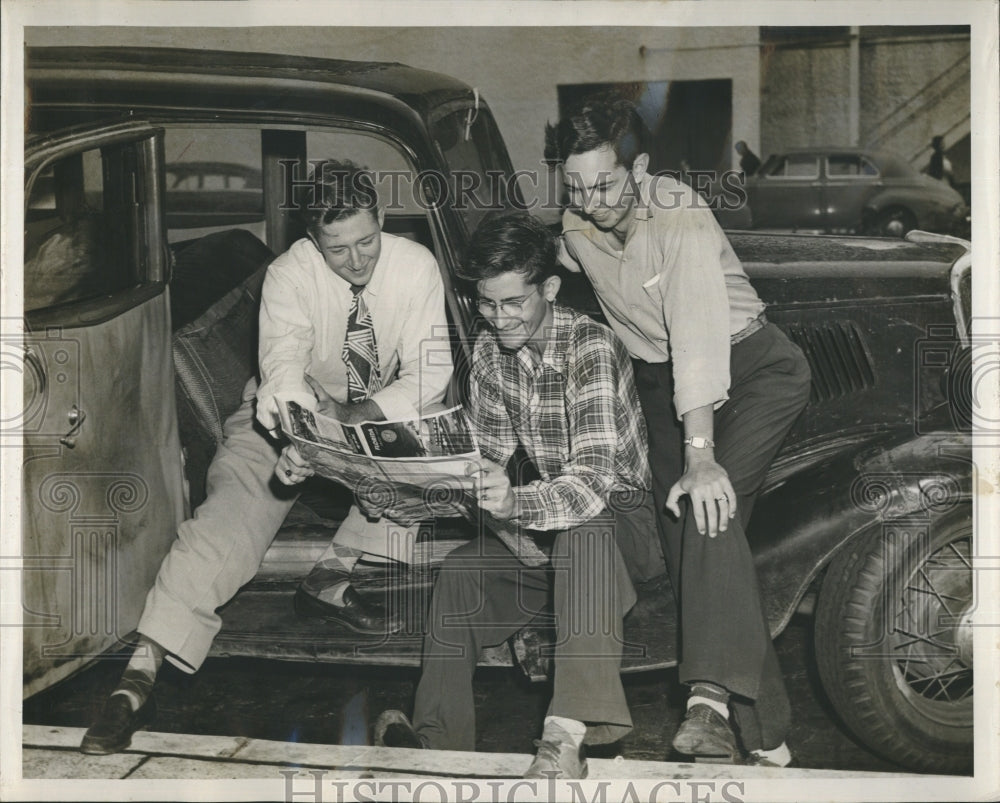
left=343, top=284, right=381, bottom=402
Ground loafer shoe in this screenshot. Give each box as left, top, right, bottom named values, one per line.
left=80, top=693, right=156, bottom=755
left=672, top=703, right=739, bottom=760
left=293, top=585, right=401, bottom=634
left=523, top=724, right=588, bottom=779
left=374, top=709, right=424, bottom=749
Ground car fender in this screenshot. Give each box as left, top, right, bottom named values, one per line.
left=861, top=187, right=923, bottom=219
left=751, top=431, right=972, bottom=636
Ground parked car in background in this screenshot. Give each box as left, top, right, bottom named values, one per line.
left=19, top=46, right=973, bottom=774
left=164, top=161, right=263, bottom=230
left=744, top=146, right=969, bottom=237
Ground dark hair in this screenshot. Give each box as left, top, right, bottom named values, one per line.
left=459, top=213, right=556, bottom=286
left=297, top=159, right=379, bottom=233
left=544, top=93, right=649, bottom=169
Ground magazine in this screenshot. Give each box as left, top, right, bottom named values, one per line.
left=277, top=400, right=548, bottom=566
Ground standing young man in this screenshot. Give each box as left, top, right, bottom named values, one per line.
left=81, top=160, right=452, bottom=755
left=545, top=96, right=812, bottom=767
left=374, top=213, right=660, bottom=779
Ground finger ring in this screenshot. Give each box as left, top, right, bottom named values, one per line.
left=285, top=469, right=292, bottom=477
left=715, top=495, right=727, bottom=501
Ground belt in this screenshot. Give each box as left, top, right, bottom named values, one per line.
left=731, top=312, right=767, bottom=346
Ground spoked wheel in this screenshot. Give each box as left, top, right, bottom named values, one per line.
left=814, top=506, right=973, bottom=774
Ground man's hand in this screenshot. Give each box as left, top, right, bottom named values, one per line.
left=275, top=444, right=314, bottom=485
left=467, top=458, right=517, bottom=520
left=304, top=374, right=348, bottom=419
left=304, top=374, right=384, bottom=424
left=665, top=451, right=737, bottom=537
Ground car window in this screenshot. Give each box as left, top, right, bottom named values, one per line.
left=163, top=126, right=435, bottom=253
left=165, top=128, right=265, bottom=243
left=307, top=129, right=436, bottom=251
left=826, top=155, right=880, bottom=178
left=24, top=143, right=148, bottom=313
left=307, top=130, right=423, bottom=216
left=765, top=154, right=819, bottom=179
left=431, top=106, right=518, bottom=236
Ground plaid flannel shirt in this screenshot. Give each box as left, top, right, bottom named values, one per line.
left=470, top=304, right=651, bottom=532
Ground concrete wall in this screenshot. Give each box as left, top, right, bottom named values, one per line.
left=760, top=29, right=970, bottom=169
left=760, top=42, right=853, bottom=155
left=25, top=26, right=761, bottom=210
left=859, top=33, right=970, bottom=164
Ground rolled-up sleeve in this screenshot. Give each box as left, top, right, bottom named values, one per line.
left=651, top=202, right=732, bottom=419
left=368, top=252, right=452, bottom=421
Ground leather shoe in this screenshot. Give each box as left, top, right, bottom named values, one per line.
left=523, top=722, right=588, bottom=779
left=672, top=703, right=739, bottom=761
left=80, top=693, right=156, bottom=755
left=374, top=709, right=424, bottom=749
left=293, top=585, right=401, bottom=634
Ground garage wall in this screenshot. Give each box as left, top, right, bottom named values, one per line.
left=24, top=26, right=761, bottom=211
left=760, top=28, right=970, bottom=170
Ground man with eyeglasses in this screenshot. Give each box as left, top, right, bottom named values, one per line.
left=373, top=212, right=662, bottom=779
left=544, top=95, right=811, bottom=767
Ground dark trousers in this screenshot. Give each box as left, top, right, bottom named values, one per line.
left=412, top=499, right=654, bottom=751
left=634, top=323, right=811, bottom=751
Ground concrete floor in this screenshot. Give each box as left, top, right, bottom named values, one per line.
left=22, top=616, right=909, bottom=774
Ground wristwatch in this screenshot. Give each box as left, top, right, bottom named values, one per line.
left=684, top=436, right=715, bottom=449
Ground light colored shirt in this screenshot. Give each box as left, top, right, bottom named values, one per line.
left=561, top=174, right=765, bottom=419
left=256, top=232, right=452, bottom=428
left=471, top=304, right=650, bottom=532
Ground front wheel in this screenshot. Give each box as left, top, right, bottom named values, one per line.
left=814, top=506, right=973, bottom=774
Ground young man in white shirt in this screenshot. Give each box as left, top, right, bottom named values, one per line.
left=81, top=160, right=452, bottom=755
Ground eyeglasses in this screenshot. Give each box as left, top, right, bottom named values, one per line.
left=476, top=285, right=542, bottom=316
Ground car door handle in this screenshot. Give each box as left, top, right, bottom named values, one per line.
left=59, top=405, right=86, bottom=448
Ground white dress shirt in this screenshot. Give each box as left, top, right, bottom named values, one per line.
left=256, top=232, right=453, bottom=428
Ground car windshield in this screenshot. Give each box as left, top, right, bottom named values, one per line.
left=431, top=104, right=523, bottom=236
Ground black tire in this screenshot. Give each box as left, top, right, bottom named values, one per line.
left=814, top=505, right=973, bottom=774
left=871, top=206, right=917, bottom=238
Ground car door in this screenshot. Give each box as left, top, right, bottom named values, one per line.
left=747, top=152, right=823, bottom=230
left=822, top=153, right=881, bottom=231
left=20, top=122, right=186, bottom=697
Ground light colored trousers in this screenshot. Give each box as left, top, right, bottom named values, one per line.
left=137, top=396, right=412, bottom=672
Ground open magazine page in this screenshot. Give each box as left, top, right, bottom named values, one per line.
left=278, top=399, right=549, bottom=566
left=279, top=400, right=479, bottom=495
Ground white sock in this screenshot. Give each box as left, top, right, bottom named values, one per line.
left=543, top=715, right=586, bottom=748
left=751, top=742, right=792, bottom=767
left=687, top=695, right=729, bottom=720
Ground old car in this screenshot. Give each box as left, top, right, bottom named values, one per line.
left=19, top=46, right=973, bottom=774
left=744, top=146, right=969, bottom=237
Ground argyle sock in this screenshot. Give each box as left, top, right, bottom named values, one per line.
left=688, top=681, right=730, bottom=720
left=542, top=716, right=586, bottom=749
left=311, top=544, right=363, bottom=605
left=109, top=638, right=164, bottom=712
